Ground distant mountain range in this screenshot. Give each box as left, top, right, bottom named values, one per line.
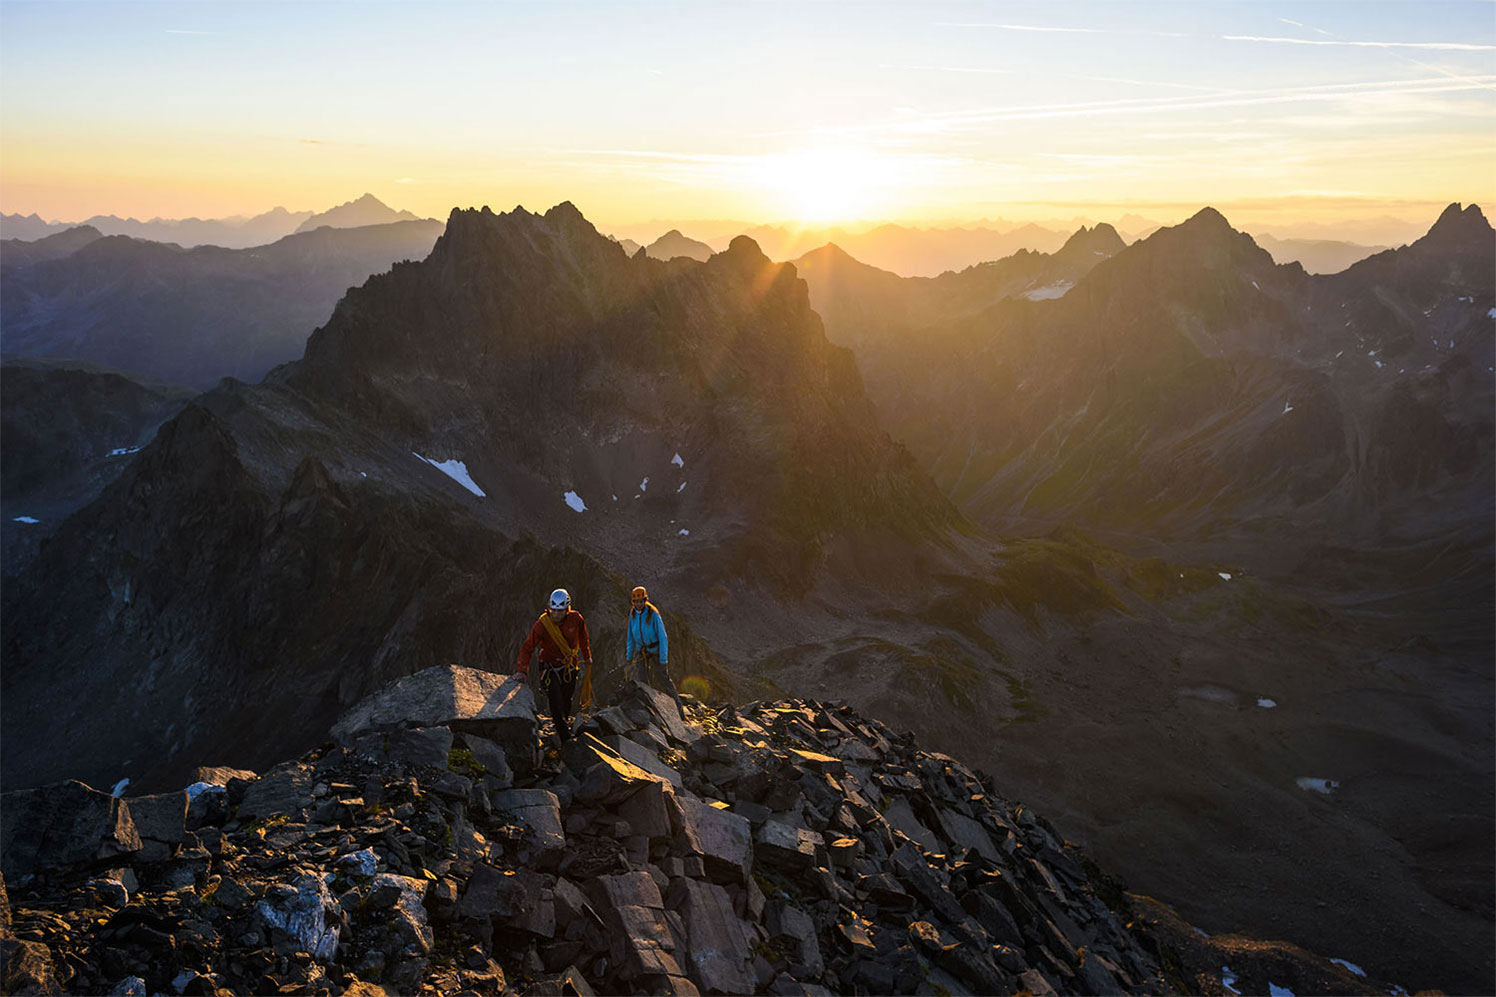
left=609, top=219, right=1388, bottom=277
left=644, top=228, right=713, bottom=261
left=2, top=193, right=431, bottom=250
left=293, top=192, right=423, bottom=233
left=1, top=218, right=444, bottom=388
left=1255, top=233, right=1392, bottom=274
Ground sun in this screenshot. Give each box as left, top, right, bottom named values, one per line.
left=750, top=147, right=902, bottom=224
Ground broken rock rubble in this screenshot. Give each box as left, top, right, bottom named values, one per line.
left=2, top=667, right=1238, bottom=995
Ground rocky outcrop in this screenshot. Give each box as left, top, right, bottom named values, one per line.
left=1, top=673, right=1322, bottom=996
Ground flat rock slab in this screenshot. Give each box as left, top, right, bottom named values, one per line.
left=330, top=665, right=536, bottom=748
left=491, top=789, right=564, bottom=852
left=593, top=871, right=663, bottom=911
left=576, top=748, right=668, bottom=807
left=191, top=766, right=257, bottom=786
left=459, top=862, right=529, bottom=919
left=458, top=733, right=514, bottom=784
left=127, top=792, right=187, bottom=845
left=1, top=780, right=141, bottom=876
left=602, top=734, right=682, bottom=788
left=668, top=877, right=756, bottom=995
left=351, top=726, right=453, bottom=769
left=626, top=683, right=700, bottom=746
left=617, top=781, right=674, bottom=840
left=883, top=795, right=943, bottom=854
left=755, top=820, right=820, bottom=871
left=674, top=796, right=753, bottom=883
left=938, top=807, right=1002, bottom=864
left=237, top=763, right=315, bottom=823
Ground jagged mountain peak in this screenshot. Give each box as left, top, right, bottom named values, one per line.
left=1422, top=201, right=1491, bottom=246
left=645, top=228, right=713, bottom=262
left=1183, top=205, right=1231, bottom=229
left=720, top=233, right=770, bottom=266
left=1057, top=222, right=1126, bottom=259
left=1124, top=204, right=1275, bottom=273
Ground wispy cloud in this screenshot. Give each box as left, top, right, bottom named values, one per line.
left=938, top=22, right=1185, bottom=38
left=939, top=20, right=1493, bottom=52
left=879, top=63, right=1015, bottom=76
left=1223, top=34, right=1496, bottom=51
left=165, top=29, right=215, bottom=35
left=882, top=63, right=1223, bottom=92
left=395, top=177, right=416, bottom=184
left=764, top=75, right=1496, bottom=138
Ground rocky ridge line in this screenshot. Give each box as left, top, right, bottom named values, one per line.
left=1, top=667, right=1393, bottom=996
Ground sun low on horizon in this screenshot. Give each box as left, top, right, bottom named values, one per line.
left=1, top=0, right=1493, bottom=237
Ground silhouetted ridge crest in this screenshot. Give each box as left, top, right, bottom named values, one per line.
left=1421, top=201, right=1491, bottom=247
left=1058, top=222, right=1126, bottom=259
left=721, top=234, right=770, bottom=266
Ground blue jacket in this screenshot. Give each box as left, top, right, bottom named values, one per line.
left=626, top=603, right=668, bottom=664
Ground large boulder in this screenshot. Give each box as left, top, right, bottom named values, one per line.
left=674, top=797, right=752, bottom=884
left=253, top=874, right=342, bottom=961
left=350, top=726, right=453, bottom=769
left=587, top=872, right=683, bottom=982
left=125, top=792, right=187, bottom=862
left=330, top=665, right=537, bottom=760
left=236, top=763, right=315, bottom=823
left=490, top=789, right=564, bottom=852
left=601, top=734, right=682, bottom=788
left=624, top=683, right=700, bottom=746
left=668, top=877, right=756, bottom=994
left=0, top=781, right=141, bottom=876
left=574, top=742, right=670, bottom=807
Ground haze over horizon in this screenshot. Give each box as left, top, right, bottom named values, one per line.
left=2, top=0, right=1492, bottom=238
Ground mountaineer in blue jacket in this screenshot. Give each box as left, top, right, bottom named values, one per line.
left=625, top=585, right=677, bottom=702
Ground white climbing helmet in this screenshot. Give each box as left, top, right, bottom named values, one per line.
left=549, top=588, right=571, bottom=612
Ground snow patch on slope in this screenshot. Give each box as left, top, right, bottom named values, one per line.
left=412, top=453, right=485, bottom=497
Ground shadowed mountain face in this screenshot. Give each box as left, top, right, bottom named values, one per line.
left=806, top=206, right=1493, bottom=559
left=798, top=205, right=1495, bottom=994
left=0, top=359, right=195, bottom=574
left=0, top=220, right=444, bottom=388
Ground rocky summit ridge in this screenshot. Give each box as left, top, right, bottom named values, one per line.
left=0, top=667, right=1394, bottom=997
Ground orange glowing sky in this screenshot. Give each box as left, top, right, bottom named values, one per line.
left=2, top=1, right=1492, bottom=234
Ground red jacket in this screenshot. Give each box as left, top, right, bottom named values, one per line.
left=516, top=609, right=591, bottom=677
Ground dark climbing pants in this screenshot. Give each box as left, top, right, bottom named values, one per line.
left=539, top=664, right=578, bottom=742
left=632, top=651, right=679, bottom=702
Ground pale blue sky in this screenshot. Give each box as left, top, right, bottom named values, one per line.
left=2, top=1, right=1492, bottom=230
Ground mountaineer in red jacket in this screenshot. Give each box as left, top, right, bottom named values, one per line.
left=515, top=587, right=592, bottom=745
